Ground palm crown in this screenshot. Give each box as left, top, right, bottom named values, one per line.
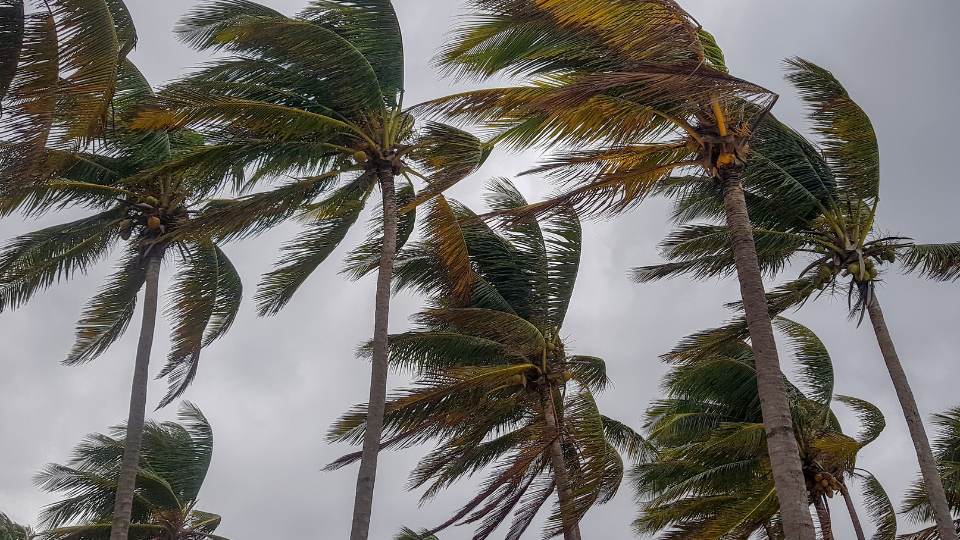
left=130, top=0, right=491, bottom=316
left=0, top=61, right=242, bottom=407
left=636, top=58, right=960, bottom=317
left=328, top=179, right=645, bottom=539
left=34, top=403, right=225, bottom=540
left=636, top=317, right=896, bottom=539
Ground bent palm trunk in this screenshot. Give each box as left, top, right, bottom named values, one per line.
left=350, top=168, right=399, bottom=540
left=839, top=482, right=866, bottom=540
left=543, top=386, right=582, bottom=540
left=813, top=496, right=834, bottom=540
left=720, top=172, right=816, bottom=540
left=109, top=252, right=162, bottom=540
left=867, top=294, right=958, bottom=540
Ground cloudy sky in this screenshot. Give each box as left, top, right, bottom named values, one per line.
left=2, top=1, right=960, bottom=538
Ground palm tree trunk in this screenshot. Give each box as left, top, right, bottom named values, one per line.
left=813, top=495, right=834, bottom=540
left=350, top=168, right=399, bottom=540
left=720, top=172, right=816, bottom=540
left=109, top=252, right=162, bottom=540
left=542, top=386, right=582, bottom=540
left=866, top=293, right=958, bottom=540
left=839, top=481, right=866, bottom=540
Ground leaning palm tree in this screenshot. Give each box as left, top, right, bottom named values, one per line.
left=33, top=402, right=226, bottom=540
left=131, top=3, right=489, bottom=537
left=0, top=513, right=32, bottom=540
left=0, top=63, right=242, bottom=540
left=900, top=407, right=960, bottom=539
left=635, top=317, right=896, bottom=540
left=635, top=58, right=960, bottom=539
left=422, top=3, right=817, bottom=535
left=0, top=0, right=138, bottom=193
left=328, top=179, right=646, bottom=540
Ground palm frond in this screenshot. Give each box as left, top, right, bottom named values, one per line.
left=158, top=241, right=242, bottom=407
left=773, top=317, right=834, bottom=404
left=835, top=395, right=885, bottom=448
left=65, top=245, right=146, bottom=365
left=900, top=242, right=960, bottom=282
left=405, top=121, right=492, bottom=210
left=785, top=57, right=879, bottom=201
left=855, top=470, right=897, bottom=539
left=0, top=0, right=23, bottom=106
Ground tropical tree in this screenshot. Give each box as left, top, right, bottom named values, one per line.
left=0, top=62, right=242, bottom=540
left=635, top=57, right=960, bottom=539
left=130, top=3, right=489, bottom=537
left=900, top=407, right=960, bottom=539
left=33, top=402, right=226, bottom=540
left=635, top=317, right=896, bottom=540
left=0, top=513, right=32, bottom=540
left=420, top=2, right=818, bottom=535
left=327, top=179, right=646, bottom=540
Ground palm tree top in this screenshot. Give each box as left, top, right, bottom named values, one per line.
left=636, top=317, right=896, bottom=538
left=34, top=402, right=226, bottom=540
left=328, top=179, right=645, bottom=539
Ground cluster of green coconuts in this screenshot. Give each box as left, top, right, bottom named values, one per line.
left=812, top=248, right=897, bottom=288
left=117, top=196, right=188, bottom=240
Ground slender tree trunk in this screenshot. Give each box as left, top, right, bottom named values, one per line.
left=109, top=252, right=162, bottom=540
left=720, top=172, right=816, bottom=540
left=839, top=481, right=866, bottom=540
left=866, top=294, right=958, bottom=540
left=813, top=495, right=834, bottom=540
left=542, top=385, right=582, bottom=540
left=349, top=168, right=398, bottom=540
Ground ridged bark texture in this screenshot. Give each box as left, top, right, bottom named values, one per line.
left=867, top=294, right=958, bottom=540
left=543, top=386, right=582, bottom=540
left=813, top=496, right=834, bottom=540
left=720, top=172, right=816, bottom=540
left=109, top=252, right=162, bottom=540
left=349, top=168, right=398, bottom=540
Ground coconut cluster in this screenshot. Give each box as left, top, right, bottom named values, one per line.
left=118, top=196, right=188, bottom=241
left=805, top=470, right=843, bottom=499
left=811, top=247, right=897, bottom=288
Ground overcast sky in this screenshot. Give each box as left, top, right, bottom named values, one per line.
left=2, top=1, right=960, bottom=538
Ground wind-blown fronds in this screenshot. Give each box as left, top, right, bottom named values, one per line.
left=899, top=407, right=960, bottom=538
left=634, top=319, right=888, bottom=538
left=329, top=179, right=638, bottom=538
left=34, top=403, right=226, bottom=539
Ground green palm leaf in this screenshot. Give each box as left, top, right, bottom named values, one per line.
left=0, top=0, right=23, bottom=106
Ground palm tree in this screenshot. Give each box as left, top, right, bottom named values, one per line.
left=33, top=402, right=227, bottom=540
left=327, top=179, right=646, bottom=540
left=900, top=407, right=960, bottom=539
left=421, top=3, right=818, bottom=535
left=0, top=513, right=33, bottom=540
left=636, top=57, right=960, bottom=540
left=0, top=0, right=138, bottom=192
left=0, top=62, right=242, bottom=540
left=635, top=317, right=896, bottom=539
left=130, top=3, right=489, bottom=537
left=395, top=529, right=437, bottom=540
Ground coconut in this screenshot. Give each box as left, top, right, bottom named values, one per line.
left=147, top=216, right=162, bottom=231
left=716, top=152, right=736, bottom=168
left=847, top=262, right=861, bottom=276
left=352, top=150, right=368, bottom=163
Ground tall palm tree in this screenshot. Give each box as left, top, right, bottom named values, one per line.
left=0, top=513, right=32, bottom=540
left=635, top=317, right=896, bottom=539
left=421, top=3, right=818, bottom=535
left=33, top=402, right=227, bottom=540
left=131, top=3, right=489, bottom=537
left=636, top=58, right=960, bottom=540
left=0, top=62, right=242, bottom=540
left=327, top=179, right=646, bottom=540
left=900, top=407, right=960, bottom=539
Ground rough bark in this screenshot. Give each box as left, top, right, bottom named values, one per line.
left=813, top=495, right=834, bottom=540
left=839, top=482, right=866, bottom=540
left=720, top=172, right=816, bottom=540
left=867, top=294, right=958, bottom=540
left=109, top=252, right=162, bottom=540
left=349, top=168, right=399, bottom=540
left=543, top=385, right=582, bottom=540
